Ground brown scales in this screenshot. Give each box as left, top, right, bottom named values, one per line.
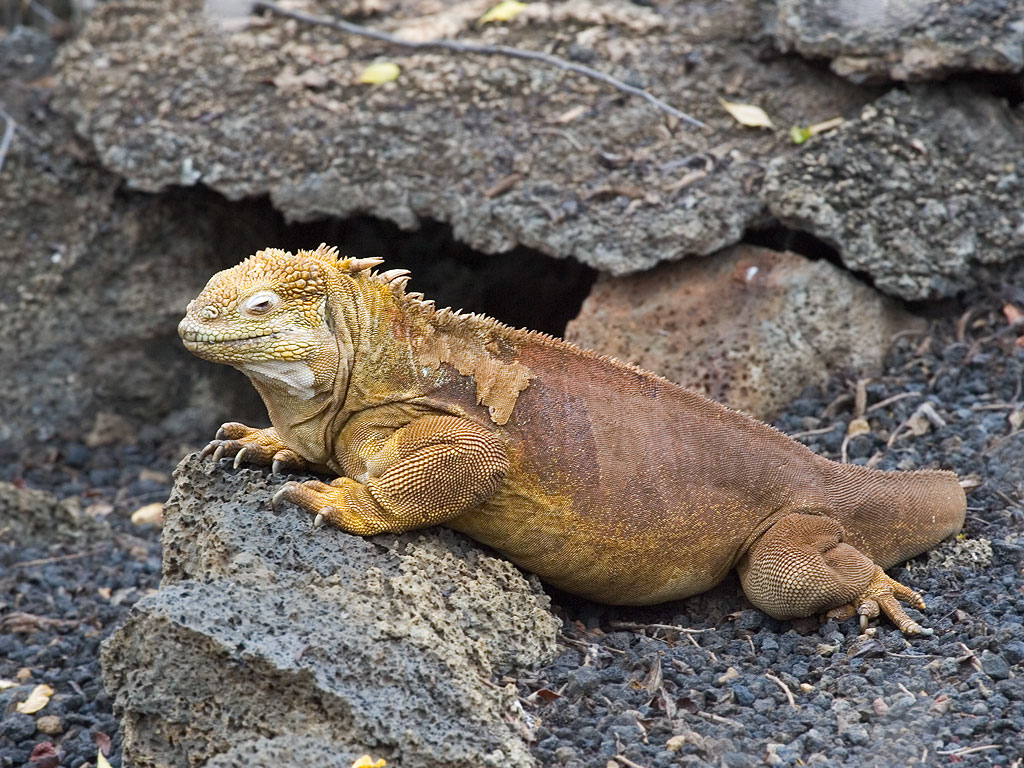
left=179, top=245, right=967, bottom=635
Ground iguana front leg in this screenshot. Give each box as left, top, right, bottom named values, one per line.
left=273, top=414, right=509, bottom=534
left=199, top=422, right=306, bottom=474
left=737, top=513, right=932, bottom=635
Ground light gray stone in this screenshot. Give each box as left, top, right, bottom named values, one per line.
left=763, top=86, right=1024, bottom=301
left=772, top=0, right=1024, bottom=83
left=102, top=456, right=559, bottom=768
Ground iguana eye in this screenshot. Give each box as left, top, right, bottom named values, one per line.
left=244, top=291, right=280, bottom=315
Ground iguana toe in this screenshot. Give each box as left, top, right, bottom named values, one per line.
left=834, top=567, right=931, bottom=635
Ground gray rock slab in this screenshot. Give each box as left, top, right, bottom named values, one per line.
left=51, top=0, right=1024, bottom=298
left=102, top=456, right=559, bottom=768
left=52, top=0, right=871, bottom=276
left=772, top=0, right=1024, bottom=83
left=763, top=85, right=1024, bottom=301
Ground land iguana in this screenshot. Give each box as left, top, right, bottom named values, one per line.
left=178, top=245, right=967, bottom=635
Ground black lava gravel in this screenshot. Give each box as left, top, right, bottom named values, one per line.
left=3, top=291, right=1024, bottom=768
left=1, top=439, right=172, bottom=768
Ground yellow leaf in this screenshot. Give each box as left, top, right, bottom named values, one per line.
left=351, top=756, right=386, bottom=768
left=97, top=749, right=113, bottom=768
left=790, top=125, right=812, bottom=144
left=0, top=680, right=17, bottom=690
left=479, top=0, right=527, bottom=24
left=131, top=502, right=164, bottom=527
left=847, top=418, right=871, bottom=437
left=718, top=97, right=774, bottom=129
left=358, top=62, right=401, bottom=85
left=15, top=683, right=54, bottom=714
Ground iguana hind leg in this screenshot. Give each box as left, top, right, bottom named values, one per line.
left=737, top=513, right=931, bottom=635
left=199, top=422, right=306, bottom=474
left=273, top=414, right=509, bottom=535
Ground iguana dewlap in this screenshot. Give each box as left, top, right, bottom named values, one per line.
left=178, top=245, right=967, bottom=635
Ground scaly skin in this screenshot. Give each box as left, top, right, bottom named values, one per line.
left=179, top=245, right=967, bottom=635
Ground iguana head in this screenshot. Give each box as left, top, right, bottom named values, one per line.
left=178, top=244, right=381, bottom=400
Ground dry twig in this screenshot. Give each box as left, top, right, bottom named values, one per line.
left=764, top=672, right=796, bottom=708
left=608, top=620, right=712, bottom=635
left=253, top=0, right=707, bottom=128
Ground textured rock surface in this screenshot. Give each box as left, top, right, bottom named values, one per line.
left=565, top=245, right=920, bottom=419
left=52, top=0, right=871, bottom=275
left=0, top=61, right=268, bottom=446
left=764, top=85, right=1024, bottom=301
left=51, top=0, right=1024, bottom=298
left=772, top=0, right=1024, bottom=83
left=102, top=456, right=559, bottom=768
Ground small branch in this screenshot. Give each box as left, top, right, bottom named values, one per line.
left=252, top=0, right=706, bottom=129
left=936, top=745, right=1000, bottom=757
left=764, top=672, right=796, bottom=708
left=607, top=620, right=712, bottom=635
left=13, top=548, right=107, bottom=568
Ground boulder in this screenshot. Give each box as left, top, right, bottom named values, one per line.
left=52, top=0, right=868, bottom=275
left=764, top=86, right=1024, bottom=301
left=772, top=0, right=1024, bottom=83
left=101, top=455, right=560, bottom=768
left=565, top=245, right=920, bottom=420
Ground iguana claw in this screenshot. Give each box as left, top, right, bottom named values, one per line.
left=233, top=447, right=250, bottom=469
left=272, top=482, right=296, bottom=512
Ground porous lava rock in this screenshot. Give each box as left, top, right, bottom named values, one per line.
left=101, top=455, right=559, bottom=768
left=764, top=85, right=1024, bottom=301
left=566, top=245, right=921, bottom=419
left=771, top=0, right=1024, bottom=83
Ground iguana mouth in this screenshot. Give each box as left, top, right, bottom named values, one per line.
left=179, top=328, right=278, bottom=344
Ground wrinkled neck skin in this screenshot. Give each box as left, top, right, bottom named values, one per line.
left=244, top=276, right=429, bottom=468
left=241, top=283, right=351, bottom=468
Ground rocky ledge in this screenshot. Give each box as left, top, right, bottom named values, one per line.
left=101, top=456, right=560, bottom=768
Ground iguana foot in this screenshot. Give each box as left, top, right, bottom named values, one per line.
left=826, top=566, right=931, bottom=635
left=199, top=422, right=306, bottom=474
left=272, top=478, right=389, bottom=535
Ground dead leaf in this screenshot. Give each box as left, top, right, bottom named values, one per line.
left=716, top=666, right=739, bottom=684
left=131, top=502, right=164, bottom=527
left=1010, top=410, right=1024, bottom=430
left=1003, top=303, right=1024, bottom=326
left=97, top=749, right=114, bottom=768
left=351, top=756, right=386, bottom=768
left=94, top=731, right=112, bottom=756
left=718, top=97, right=774, bottom=129
left=479, top=0, right=527, bottom=24
left=0, top=679, right=16, bottom=690
left=358, top=62, right=400, bottom=84
left=643, top=658, right=663, bottom=695
left=552, top=105, right=586, bottom=124
left=791, top=116, right=844, bottom=144
left=531, top=687, right=561, bottom=702
left=16, top=684, right=54, bottom=714
left=29, top=743, right=58, bottom=768
left=847, top=418, right=871, bottom=437
left=666, top=734, right=687, bottom=751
